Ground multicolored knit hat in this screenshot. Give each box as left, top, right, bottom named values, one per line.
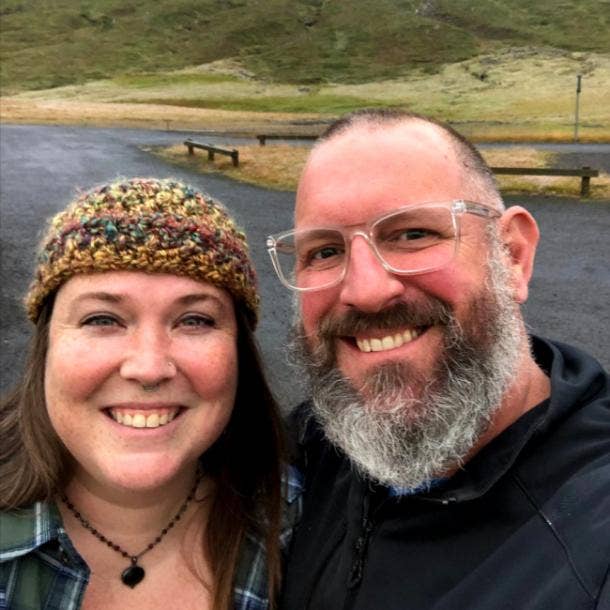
left=25, top=178, right=259, bottom=327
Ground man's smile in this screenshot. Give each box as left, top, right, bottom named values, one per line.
left=354, top=327, right=423, bottom=353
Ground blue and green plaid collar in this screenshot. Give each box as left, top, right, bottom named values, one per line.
left=0, top=501, right=64, bottom=560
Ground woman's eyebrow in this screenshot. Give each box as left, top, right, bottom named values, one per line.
left=70, top=292, right=223, bottom=308
left=175, top=293, right=222, bottom=306
left=73, top=292, right=123, bottom=304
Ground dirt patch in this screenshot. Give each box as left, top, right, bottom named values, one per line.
left=150, top=141, right=610, bottom=198
left=0, top=97, right=329, bottom=136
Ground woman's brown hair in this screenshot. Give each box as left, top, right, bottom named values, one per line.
left=0, top=298, right=286, bottom=609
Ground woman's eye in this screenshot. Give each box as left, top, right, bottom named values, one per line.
left=82, top=314, right=120, bottom=327
left=178, top=314, right=214, bottom=328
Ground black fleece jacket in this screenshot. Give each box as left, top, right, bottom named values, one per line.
left=281, top=337, right=610, bottom=610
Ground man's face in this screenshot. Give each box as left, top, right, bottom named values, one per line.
left=296, top=122, right=504, bottom=397
left=292, top=122, right=527, bottom=487
left=291, top=238, right=523, bottom=488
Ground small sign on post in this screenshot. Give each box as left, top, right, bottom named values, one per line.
left=574, top=74, right=582, bottom=143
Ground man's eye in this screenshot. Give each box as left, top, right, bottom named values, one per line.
left=394, top=228, right=434, bottom=241
left=301, top=244, right=345, bottom=269
left=312, top=245, right=342, bottom=260
left=82, top=314, right=120, bottom=327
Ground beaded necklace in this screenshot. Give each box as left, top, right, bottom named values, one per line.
left=61, top=473, right=200, bottom=588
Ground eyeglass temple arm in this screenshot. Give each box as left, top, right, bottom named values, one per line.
left=458, top=200, right=502, bottom=219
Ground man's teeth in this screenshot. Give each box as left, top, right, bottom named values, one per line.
left=110, top=409, right=178, bottom=429
left=356, top=329, right=421, bottom=353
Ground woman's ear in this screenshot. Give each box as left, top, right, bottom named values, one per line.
left=498, top=205, right=540, bottom=304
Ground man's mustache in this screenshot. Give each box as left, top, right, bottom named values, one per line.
left=317, top=300, right=453, bottom=341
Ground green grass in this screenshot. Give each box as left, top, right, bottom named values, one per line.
left=1, top=0, right=609, bottom=92
left=7, top=47, right=609, bottom=142
left=112, top=73, right=241, bottom=88
left=131, top=95, right=400, bottom=114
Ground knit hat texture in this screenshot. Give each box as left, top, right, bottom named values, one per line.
left=25, top=178, right=259, bottom=326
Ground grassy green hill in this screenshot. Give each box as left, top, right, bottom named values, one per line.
left=1, top=0, right=609, bottom=92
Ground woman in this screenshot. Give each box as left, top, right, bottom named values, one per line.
left=0, top=178, right=301, bottom=610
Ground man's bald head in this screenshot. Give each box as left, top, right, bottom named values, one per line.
left=313, top=108, right=504, bottom=211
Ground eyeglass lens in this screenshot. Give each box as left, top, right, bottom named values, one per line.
left=273, top=205, right=458, bottom=290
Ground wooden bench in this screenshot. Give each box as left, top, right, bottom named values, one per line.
left=184, top=140, right=239, bottom=167
left=256, top=134, right=319, bottom=146
left=490, top=166, right=599, bottom=197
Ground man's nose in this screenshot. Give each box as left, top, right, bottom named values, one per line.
left=120, top=327, right=176, bottom=387
left=339, top=235, right=406, bottom=312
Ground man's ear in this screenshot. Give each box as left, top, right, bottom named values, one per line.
left=499, top=205, right=539, bottom=304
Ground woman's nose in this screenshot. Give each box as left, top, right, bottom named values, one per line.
left=119, top=327, right=176, bottom=387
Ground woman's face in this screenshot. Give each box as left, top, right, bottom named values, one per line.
left=44, top=271, right=238, bottom=494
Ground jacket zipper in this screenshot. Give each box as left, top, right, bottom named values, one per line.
left=347, top=514, right=375, bottom=590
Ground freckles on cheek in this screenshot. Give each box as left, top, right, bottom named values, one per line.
left=46, top=340, right=104, bottom=401
left=189, top=344, right=239, bottom=399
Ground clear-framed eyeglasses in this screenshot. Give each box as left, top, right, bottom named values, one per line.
left=266, top=200, right=501, bottom=292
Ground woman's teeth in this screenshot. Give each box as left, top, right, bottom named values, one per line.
left=356, top=328, right=421, bottom=353
left=109, top=409, right=178, bottom=429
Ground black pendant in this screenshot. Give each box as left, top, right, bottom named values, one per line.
left=121, top=564, right=145, bottom=588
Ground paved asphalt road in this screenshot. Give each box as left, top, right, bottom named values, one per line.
left=1, top=124, right=608, bottom=409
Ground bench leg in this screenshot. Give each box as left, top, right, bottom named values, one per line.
left=581, top=176, right=590, bottom=197
left=258, top=136, right=266, bottom=146
left=187, top=145, right=194, bottom=155
left=232, top=152, right=239, bottom=167
left=208, top=150, right=215, bottom=162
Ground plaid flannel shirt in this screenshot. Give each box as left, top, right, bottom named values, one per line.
left=0, top=467, right=302, bottom=610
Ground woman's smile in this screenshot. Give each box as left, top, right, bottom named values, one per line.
left=106, top=405, right=183, bottom=429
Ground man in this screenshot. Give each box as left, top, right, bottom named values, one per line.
left=266, top=109, right=610, bottom=609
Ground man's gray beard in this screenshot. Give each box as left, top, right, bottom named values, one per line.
left=290, top=236, right=525, bottom=489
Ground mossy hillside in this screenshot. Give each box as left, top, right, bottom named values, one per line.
left=1, top=0, right=609, bottom=92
